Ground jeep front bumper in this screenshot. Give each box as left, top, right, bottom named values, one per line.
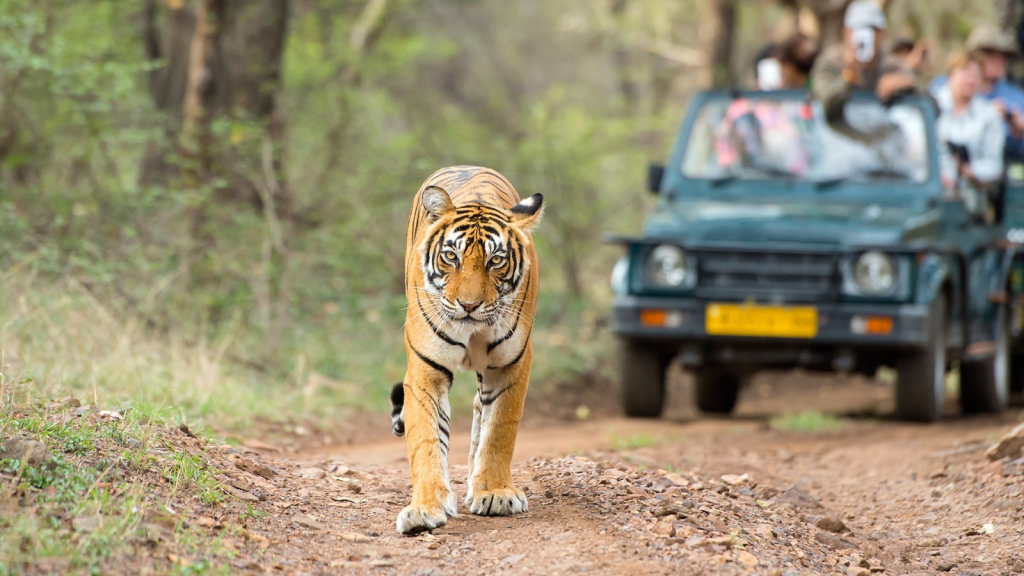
left=612, top=296, right=932, bottom=348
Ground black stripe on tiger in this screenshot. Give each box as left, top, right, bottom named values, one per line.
left=479, top=382, right=511, bottom=406
left=487, top=333, right=531, bottom=371
left=416, top=296, right=465, bottom=348
left=488, top=269, right=530, bottom=352
left=406, top=336, right=454, bottom=385
left=434, top=166, right=475, bottom=190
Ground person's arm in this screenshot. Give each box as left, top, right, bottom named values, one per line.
left=812, top=50, right=854, bottom=123
left=970, top=109, right=1007, bottom=183
left=1001, top=128, right=1024, bottom=160
left=1000, top=89, right=1024, bottom=160
left=876, top=55, right=919, bottom=102
left=936, top=120, right=957, bottom=189
left=1003, top=112, right=1024, bottom=160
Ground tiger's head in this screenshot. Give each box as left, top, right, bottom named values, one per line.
left=418, top=185, right=543, bottom=327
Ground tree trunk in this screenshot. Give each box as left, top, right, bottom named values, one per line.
left=140, top=0, right=290, bottom=217
left=180, top=0, right=214, bottom=190
left=141, top=0, right=291, bottom=353
left=802, top=0, right=849, bottom=49
left=700, top=0, right=736, bottom=88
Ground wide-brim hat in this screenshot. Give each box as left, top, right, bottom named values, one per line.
left=966, top=23, right=1018, bottom=56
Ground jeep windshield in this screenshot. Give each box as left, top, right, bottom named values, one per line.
left=681, top=93, right=930, bottom=185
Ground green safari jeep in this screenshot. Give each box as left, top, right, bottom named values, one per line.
left=611, top=90, right=1019, bottom=422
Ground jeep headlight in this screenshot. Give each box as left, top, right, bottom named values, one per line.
left=610, top=256, right=629, bottom=296
left=845, top=251, right=899, bottom=295
left=645, top=245, right=696, bottom=289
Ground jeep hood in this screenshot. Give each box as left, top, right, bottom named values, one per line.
left=643, top=201, right=937, bottom=248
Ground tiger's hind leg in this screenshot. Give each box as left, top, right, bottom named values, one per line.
left=396, top=367, right=457, bottom=535
left=467, top=348, right=532, bottom=516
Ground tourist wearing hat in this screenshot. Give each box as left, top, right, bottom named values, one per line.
left=935, top=51, right=1005, bottom=221
left=931, top=23, right=1024, bottom=160
left=812, top=1, right=918, bottom=123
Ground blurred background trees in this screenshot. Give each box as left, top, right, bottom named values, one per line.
left=0, top=0, right=999, bottom=421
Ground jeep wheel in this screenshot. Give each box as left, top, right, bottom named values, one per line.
left=1011, top=355, right=1024, bottom=399
left=693, top=368, right=742, bottom=414
left=960, top=301, right=1010, bottom=414
left=1012, top=301, right=1024, bottom=399
left=895, top=293, right=947, bottom=422
left=619, top=340, right=672, bottom=418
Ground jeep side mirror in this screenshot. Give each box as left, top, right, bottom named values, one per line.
left=648, top=163, right=665, bottom=194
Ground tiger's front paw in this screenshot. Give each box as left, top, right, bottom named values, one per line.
left=395, top=490, right=457, bottom=535
left=396, top=504, right=448, bottom=535
left=469, top=486, right=528, bottom=516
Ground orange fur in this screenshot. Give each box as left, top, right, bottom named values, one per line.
left=394, top=166, right=542, bottom=534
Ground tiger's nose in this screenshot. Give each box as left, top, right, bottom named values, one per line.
left=459, top=300, right=482, bottom=313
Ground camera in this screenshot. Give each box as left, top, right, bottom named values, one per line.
left=852, top=27, right=875, bottom=63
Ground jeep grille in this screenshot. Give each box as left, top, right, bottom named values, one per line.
left=694, top=250, right=837, bottom=302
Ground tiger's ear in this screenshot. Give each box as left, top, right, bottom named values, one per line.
left=509, top=193, right=544, bottom=233
left=422, top=185, right=455, bottom=222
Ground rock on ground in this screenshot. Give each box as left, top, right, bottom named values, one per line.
left=0, top=438, right=50, bottom=465
left=987, top=423, right=1024, bottom=461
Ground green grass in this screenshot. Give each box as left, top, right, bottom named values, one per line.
left=0, top=274, right=615, bottom=436
left=769, top=411, right=845, bottom=432
left=240, top=503, right=270, bottom=522
left=165, top=449, right=225, bottom=506
left=610, top=433, right=660, bottom=450
left=0, top=394, right=236, bottom=573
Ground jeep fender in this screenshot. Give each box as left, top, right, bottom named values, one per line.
left=915, top=252, right=951, bottom=306
left=916, top=251, right=967, bottom=349
left=965, top=249, right=1007, bottom=345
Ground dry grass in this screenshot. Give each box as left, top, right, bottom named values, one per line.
left=0, top=275, right=315, bottom=434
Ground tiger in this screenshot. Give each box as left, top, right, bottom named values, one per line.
left=389, top=165, right=543, bottom=535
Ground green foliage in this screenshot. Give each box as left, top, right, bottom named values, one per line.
left=165, top=450, right=225, bottom=505
left=241, top=503, right=270, bottom=522
left=610, top=433, right=659, bottom=450
left=0, top=0, right=1001, bottom=434
left=0, top=403, right=234, bottom=573
left=0, top=1, right=665, bottom=427
left=769, top=411, right=845, bottom=433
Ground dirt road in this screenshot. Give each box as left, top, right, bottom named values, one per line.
left=210, top=374, right=1024, bottom=575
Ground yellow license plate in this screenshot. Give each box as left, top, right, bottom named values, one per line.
left=705, top=303, right=818, bottom=338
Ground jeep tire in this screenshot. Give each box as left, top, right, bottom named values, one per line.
left=895, top=293, right=947, bottom=422
left=693, top=367, right=742, bottom=414
left=619, top=340, right=672, bottom=418
left=960, top=301, right=1011, bottom=414
left=1013, top=356, right=1024, bottom=394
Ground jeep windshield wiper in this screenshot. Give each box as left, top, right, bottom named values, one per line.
left=815, top=168, right=910, bottom=189
left=814, top=176, right=849, bottom=190
left=864, top=168, right=910, bottom=181
left=708, top=165, right=794, bottom=187
left=709, top=174, right=739, bottom=187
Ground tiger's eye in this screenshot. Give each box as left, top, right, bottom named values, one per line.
left=442, top=250, right=458, bottom=264
left=490, top=256, right=506, bottom=267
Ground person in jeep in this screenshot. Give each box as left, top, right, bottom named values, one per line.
left=812, top=1, right=917, bottom=125
left=934, top=51, right=1005, bottom=220
left=932, top=24, right=1024, bottom=161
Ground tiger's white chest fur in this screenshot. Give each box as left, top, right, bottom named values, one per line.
left=426, top=315, right=528, bottom=374
left=462, top=332, right=490, bottom=372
